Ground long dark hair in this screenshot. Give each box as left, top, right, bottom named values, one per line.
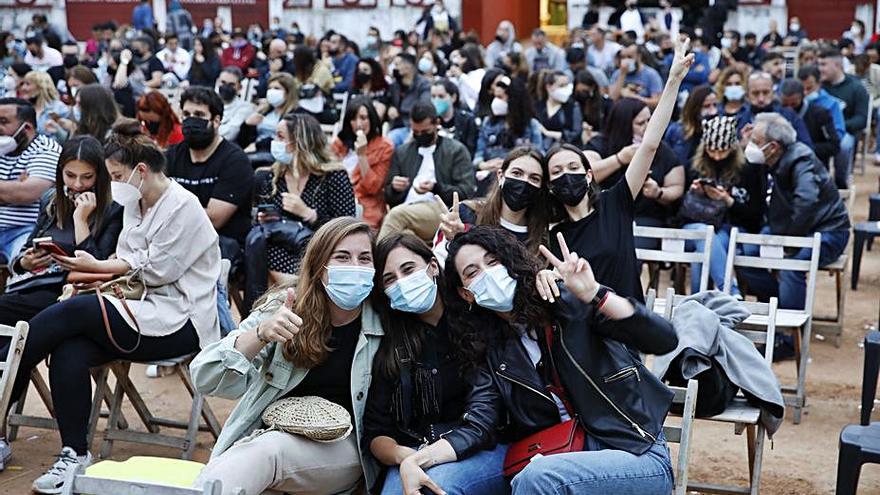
left=53, top=135, right=112, bottom=233
left=354, top=58, right=388, bottom=93
left=543, top=143, right=599, bottom=221
left=445, top=226, right=549, bottom=372
left=680, top=84, right=713, bottom=140
left=293, top=45, right=317, bottom=83
left=338, top=96, right=381, bottom=149
left=476, top=68, right=505, bottom=119
left=74, top=84, right=118, bottom=144
left=503, top=77, right=534, bottom=138
left=604, top=97, right=647, bottom=157
left=475, top=146, right=549, bottom=254
left=372, top=233, right=446, bottom=380
left=575, top=69, right=605, bottom=131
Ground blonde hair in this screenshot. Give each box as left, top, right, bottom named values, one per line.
left=263, top=72, right=298, bottom=116
left=715, top=65, right=750, bottom=101
left=268, top=113, right=343, bottom=197
left=24, top=71, right=59, bottom=107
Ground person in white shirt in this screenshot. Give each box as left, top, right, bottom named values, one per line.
left=23, top=35, right=62, bottom=72
left=619, top=0, right=646, bottom=43
left=156, top=33, right=192, bottom=82
left=215, top=66, right=254, bottom=142
left=588, top=26, right=621, bottom=75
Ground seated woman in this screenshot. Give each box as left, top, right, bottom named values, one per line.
left=192, top=217, right=382, bottom=495
left=136, top=91, right=183, bottom=149
left=2, top=120, right=220, bottom=494
left=331, top=97, right=393, bottom=231
left=473, top=76, right=542, bottom=195
left=20, top=70, right=69, bottom=139
left=533, top=70, right=582, bottom=150
left=352, top=58, right=391, bottom=120
left=432, top=146, right=548, bottom=266
left=244, top=72, right=297, bottom=154
left=716, top=65, right=749, bottom=119
left=290, top=45, right=335, bottom=124
left=663, top=84, right=718, bottom=168
left=432, top=78, right=478, bottom=157
left=245, top=113, right=355, bottom=311
left=573, top=69, right=611, bottom=145
left=679, top=115, right=765, bottom=296
left=1, top=135, right=122, bottom=326
left=365, top=233, right=507, bottom=495
left=440, top=226, right=678, bottom=495
left=68, top=84, right=119, bottom=144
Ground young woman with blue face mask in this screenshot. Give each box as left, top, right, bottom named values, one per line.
left=364, top=233, right=508, bottom=495
left=445, top=226, right=679, bottom=495
left=192, top=217, right=384, bottom=495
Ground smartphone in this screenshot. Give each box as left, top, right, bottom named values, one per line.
left=257, top=203, right=281, bottom=218
left=32, top=237, right=69, bottom=257
left=697, top=178, right=717, bottom=188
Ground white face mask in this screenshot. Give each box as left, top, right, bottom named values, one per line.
left=111, top=167, right=144, bottom=205
left=0, top=123, right=25, bottom=156
left=720, top=37, right=733, bottom=49
left=3, top=75, right=16, bottom=93
left=745, top=141, right=768, bottom=164
left=550, top=84, right=573, bottom=103
left=266, top=88, right=286, bottom=108
left=624, top=58, right=637, bottom=73
left=491, top=97, right=508, bottom=116
left=724, top=84, right=746, bottom=101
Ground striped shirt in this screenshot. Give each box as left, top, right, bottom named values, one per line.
left=0, top=135, right=60, bottom=229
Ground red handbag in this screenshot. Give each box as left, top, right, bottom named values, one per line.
left=502, top=325, right=586, bottom=478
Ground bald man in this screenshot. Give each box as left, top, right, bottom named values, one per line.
left=257, top=38, right=295, bottom=98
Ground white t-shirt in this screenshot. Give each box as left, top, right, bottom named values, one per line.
left=520, top=333, right=572, bottom=422
left=404, top=145, right=437, bottom=204
left=588, top=42, right=621, bottom=74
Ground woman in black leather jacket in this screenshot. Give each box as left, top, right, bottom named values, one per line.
left=443, top=226, right=679, bottom=495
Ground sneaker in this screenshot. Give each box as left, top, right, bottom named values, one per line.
left=0, top=438, right=11, bottom=471
left=32, top=447, right=92, bottom=494
left=874, top=153, right=880, bottom=164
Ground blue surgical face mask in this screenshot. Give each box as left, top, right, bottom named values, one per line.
left=467, top=264, right=517, bottom=312
left=72, top=105, right=82, bottom=122
left=271, top=139, right=292, bottom=164
left=804, top=91, right=819, bottom=104
left=432, top=97, right=451, bottom=116
left=385, top=266, right=438, bottom=314
left=324, top=265, right=375, bottom=310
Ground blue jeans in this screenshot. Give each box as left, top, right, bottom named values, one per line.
left=683, top=223, right=740, bottom=295
left=380, top=444, right=509, bottom=495
left=0, top=224, right=33, bottom=268
left=833, top=132, right=854, bottom=189
left=511, top=432, right=673, bottom=495
left=738, top=227, right=850, bottom=310
left=216, top=280, right=235, bottom=337
left=388, top=126, right=411, bottom=149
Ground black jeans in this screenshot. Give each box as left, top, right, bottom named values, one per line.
left=0, top=286, right=62, bottom=326
left=1, top=294, right=200, bottom=454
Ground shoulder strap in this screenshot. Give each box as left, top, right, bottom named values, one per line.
left=542, top=324, right=576, bottom=417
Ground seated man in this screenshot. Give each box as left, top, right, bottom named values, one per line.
left=610, top=43, right=663, bottom=107
left=165, top=87, right=254, bottom=261
left=216, top=66, right=255, bottom=143
left=380, top=101, right=475, bottom=242
left=779, top=78, right=840, bottom=167
left=0, top=98, right=59, bottom=267
left=819, top=47, right=869, bottom=189
left=739, top=112, right=850, bottom=311
left=156, top=33, right=192, bottom=82
left=737, top=71, right=813, bottom=147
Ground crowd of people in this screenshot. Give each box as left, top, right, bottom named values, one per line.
left=0, top=1, right=863, bottom=494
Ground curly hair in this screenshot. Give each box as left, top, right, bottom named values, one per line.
left=444, top=226, right=550, bottom=373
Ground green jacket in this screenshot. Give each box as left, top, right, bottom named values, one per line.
left=190, top=297, right=384, bottom=489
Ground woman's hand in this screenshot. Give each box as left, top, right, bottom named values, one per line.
left=641, top=177, right=661, bottom=199
left=52, top=250, right=101, bottom=272
left=616, top=143, right=639, bottom=166
left=704, top=184, right=732, bottom=204
left=399, top=457, right=446, bottom=495
left=435, top=192, right=465, bottom=241
left=120, top=49, right=133, bottom=65
left=667, top=35, right=696, bottom=82
left=536, top=268, right=562, bottom=303
left=281, top=192, right=310, bottom=218
left=539, top=232, right=600, bottom=304
left=20, top=248, right=52, bottom=272
left=255, top=288, right=302, bottom=344
left=581, top=122, right=593, bottom=144
left=74, top=192, right=97, bottom=222
left=355, top=129, right=369, bottom=156
left=479, top=158, right=503, bottom=172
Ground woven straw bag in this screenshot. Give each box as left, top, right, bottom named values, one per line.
left=261, top=396, right=353, bottom=442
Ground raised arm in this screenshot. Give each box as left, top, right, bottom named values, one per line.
left=625, top=36, right=694, bottom=199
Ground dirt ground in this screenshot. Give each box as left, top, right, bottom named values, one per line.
left=2, top=170, right=880, bottom=495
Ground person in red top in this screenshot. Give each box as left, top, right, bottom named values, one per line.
left=136, top=91, right=183, bottom=148
left=221, top=29, right=256, bottom=71
left=331, top=97, right=393, bottom=231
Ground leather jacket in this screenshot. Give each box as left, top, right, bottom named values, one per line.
left=451, top=287, right=678, bottom=457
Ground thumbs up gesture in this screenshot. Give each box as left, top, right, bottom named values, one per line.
left=255, top=288, right=303, bottom=344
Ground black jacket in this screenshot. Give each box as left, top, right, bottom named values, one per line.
left=796, top=102, right=840, bottom=167
left=446, top=288, right=679, bottom=457
left=440, top=108, right=479, bottom=157
left=382, top=136, right=476, bottom=208
left=768, top=142, right=850, bottom=236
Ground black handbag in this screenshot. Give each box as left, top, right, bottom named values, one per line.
left=678, top=190, right=728, bottom=227
left=262, top=220, right=314, bottom=254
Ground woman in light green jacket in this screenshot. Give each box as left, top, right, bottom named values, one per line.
left=191, top=217, right=383, bottom=495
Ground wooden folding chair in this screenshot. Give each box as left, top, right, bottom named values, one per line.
left=0, top=267, right=9, bottom=295
left=813, top=186, right=857, bottom=347
left=858, top=94, right=875, bottom=176
left=98, top=354, right=222, bottom=460
left=0, top=322, right=29, bottom=439
left=61, top=463, right=235, bottom=495
left=648, top=287, right=779, bottom=495
left=662, top=378, right=699, bottom=495
left=723, top=228, right=821, bottom=424
left=634, top=224, right=714, bottom=295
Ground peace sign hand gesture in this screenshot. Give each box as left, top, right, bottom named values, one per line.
left=538, top=232, right=600, bottom=304
left=435, top=192, right=465, bottom=241
left=668, top=35, right=696, bottom=82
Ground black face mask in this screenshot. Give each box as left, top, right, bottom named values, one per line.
left=218, top=84, right=237, bottom=103
left=413, top=131, right=436, bottom=148
left=63, top=55, right=78, bottom=69
left=131, top=49, right=144, bottom=59
left=392, top=68, right=403, bottom=81
left=182, top=117, right=216, bottom=150
left=574, top=90, right=591, bottom=103
left=662, top=47, right=674, bottom=57
left=144, top=120, right=160, bottom=135
left=495, top=35, right=505, bottom=44
left=751, top=103, right=775, bottom=114
left=329, top=48, right=339, bottom=56
left=501, top=177, right=540, bottom=212
left=355, top=71, right=371, bottom=85
left=550, top=173, right=591, bottom=207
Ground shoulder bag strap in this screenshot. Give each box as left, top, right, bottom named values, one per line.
left=543, top=324, right=576, bottom=417
left=95, top=284, right=142, bottom=354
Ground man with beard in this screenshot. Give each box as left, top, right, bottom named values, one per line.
left=739, top=71, right=812, bottom=147
left=328, top=33, right=359, bottom=93
left=216, top=67, right=254, bottom=143
left=387, top=53, right=431, bottom=148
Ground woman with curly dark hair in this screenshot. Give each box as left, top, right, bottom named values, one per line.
left=431, top=226, right=677, bottom=495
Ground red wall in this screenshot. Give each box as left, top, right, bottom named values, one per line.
left=787, top=0, right=864, bottom=40
left=461, top=0, right=539, bottom=45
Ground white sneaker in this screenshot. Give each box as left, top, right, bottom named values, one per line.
left=32, top=447, right=92, bottom=494
left=0, top=437, right=11, bottom=471
left=874, top=153, right=880, bottom=164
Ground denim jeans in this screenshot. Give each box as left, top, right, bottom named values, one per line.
left=380, top=443, right=509, bottom=495
left=216, top=281, right=235, bottom=337
left=0, top=224, right=33, bottom=268
left=833, top=132, right=855, bottom=189
left=511, top=432, right=673, bottom=495
left=682, top=223, right=740, bottom=295
left=738, top=227, right=850, bottom=310
left=388, top=126, right=411, bottom=149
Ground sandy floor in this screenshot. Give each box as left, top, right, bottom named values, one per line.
left=2, top=169, right=880, bottom=495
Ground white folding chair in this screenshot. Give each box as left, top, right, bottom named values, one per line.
left=723, top=228, right=821, bottom=424
left=662, top=378, right=699, bottom=495
left=634, top=224, right=714, bottom=295
left=648, top=287, right=778, bottom=495
left=0, top=322, right=29, bottom=439
left=813, top=187, right=857, bottom=347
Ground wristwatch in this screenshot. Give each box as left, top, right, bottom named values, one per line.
left=591, top=285, right=614, bottom=307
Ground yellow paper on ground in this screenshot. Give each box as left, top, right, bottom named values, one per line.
left=85, top=456, right=205, bottom=488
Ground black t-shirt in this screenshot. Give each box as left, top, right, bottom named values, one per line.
left=585, top=134, right=681, bottom=222
left=165, top=139, right=255, bottom=244
left=138, top=55, right=164, bottom=78
left=550, top=178, right=644, bottom=302
left=286, top=318, right=362, bottom=416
